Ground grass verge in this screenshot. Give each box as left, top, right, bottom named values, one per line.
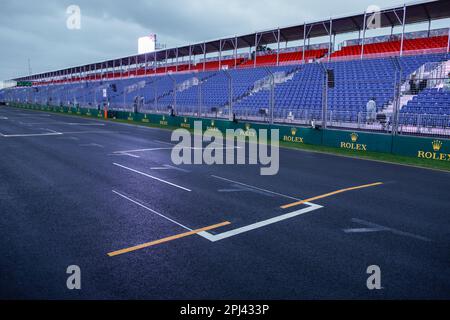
left=279, top=140, right=450, bottom=172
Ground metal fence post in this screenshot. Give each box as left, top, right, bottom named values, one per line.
left=167, top=73, right=177, bottom=114
left=357, top=112, right=361, bottom=129
left=153, top=81, right=158, bottom=112
left=395, top=76, right=402, bottom=135
left=264, top=67, right=275, bottom=124
left=319, top=63, right=328, bottom=128
left=223, top=70, right=233, bottom=121
left=198, top=80, right=203, bottom=117
left=122, top=86, right=126, bottom=111
left=174, top=81, right=177, bottom=114
left=416, top=114, right=421, bottom=134
left=230, top=75, right=233, bottom=121
left=270, top=72, right=275, bottom=124
left=390, top=57, right=402, bottom=135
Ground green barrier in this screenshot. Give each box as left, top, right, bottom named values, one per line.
left=125, top=112, right=134, bottom=121
left=178, top=116, right=194, bottom=129
left=276, top=124, right=322, bottom=145
left=84, top=109, right=93, bottom=117
left=11, top=104, right=450, bottom=162
left=151, top=114, right=171, bottom=126
left=133, top=113, right=147, bottom=123
left=322, top=129, right=393, bottom=154
left=393, top=135, right=450, bottom=161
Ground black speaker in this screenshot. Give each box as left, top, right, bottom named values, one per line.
left=111, top=84, right=117, bottom=92
left=259, top=108, right=268, bottom=115
left=327, top=69, right=335, bottom=88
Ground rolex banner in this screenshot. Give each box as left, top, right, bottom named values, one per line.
left=322, top=129, right=393, bottom=154
left=393, top=135, right=450, bottom=161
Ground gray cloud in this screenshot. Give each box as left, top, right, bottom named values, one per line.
left=0, top=0, right=443, bottom=80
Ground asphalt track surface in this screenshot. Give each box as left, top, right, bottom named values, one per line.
left=0, top=105, right=449, bottom=299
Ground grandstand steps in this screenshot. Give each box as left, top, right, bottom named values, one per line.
left=231, top=66, right=301, bottom=107
left=176, top=77, right=200, bottom=93
left=156, top=75, right=199, bottom=103
left=124, top=80, right=147, bottom=95
left=249, top=71, right=295, bottom=94
left=381, top=90, right=435, bottom=116
left=154, top=72, right=219, bottom=109
left=195, top=72, right=220, bottom=87
left=429, top=60, right=450, bottom=89
left=399, top=95, right=416, bottom=111
left=381, top=89, right=428, bottom=115
left=379, top=102, right=394, bottom=116
left=175, top=72, right=218, bottom=94
left=382, top=56, right=450, bottom=114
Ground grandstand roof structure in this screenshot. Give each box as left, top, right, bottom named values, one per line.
left=14, top=0, right=450, bottom=82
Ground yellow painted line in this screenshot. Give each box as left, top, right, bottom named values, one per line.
left=107, top=221, right=231, bottom=257
left=281, top=182, right=383, bottom=209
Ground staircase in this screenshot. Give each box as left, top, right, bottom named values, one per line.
left=124, top=80, right=146, bottom=95
left=177, top=78, right=200, bottom=93
left=379, top=58, right=450, bottom=116
left=427, top=60, right=450, bottom=89
left=158, top=72, right=217, bottom=101
left=232, top=65, right=302, bottom=106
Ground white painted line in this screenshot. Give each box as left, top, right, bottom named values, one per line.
left=343, top=218, right=431, bottom=242
left=154, top=140, right=176, bottom=146
left=113, top=163, right=192, bottom=192
left=57, top=136, right=80, bottom=141
left=109, top=153, right=141, bottom=158
left=114, top=147, right=173, bottom=153
left=79, top=143, right=104, bottom=148
left=19, top=121, right=37, bottom=125
left=162, top=164, right=190, bottom=173
left=198, top=202, right=323, bottom=242
left=210, top=142, right=242, bottom=150
left=112, top=145, right=239, bottom=155
left=65, top=123, right=105, bottom=126
left=149, top=165, right=189, bottom=172
left=217, top=184, right=272, bottom=195
left=18, top=122, right=105, bottom=126
left=0, top=132, right=63, bottom=138
left=40, top=128, right=60, bottom=134
left=112, top=147, right=173, bottom=156
left=14, top=113, right=51, bottom=117
left=58, top=130, right=117, bottom=135
left=124, top=153, right=140, bottom=158
left=211, top=175, right=308, bottom=202
left=218, top=188, right=252, bottom=193
left=112, top=190, right=192, bottom=231
left=0, top=128, right=114, bottom=138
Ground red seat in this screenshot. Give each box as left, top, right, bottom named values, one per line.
left=331, top=35, right=448, bottom=58
left=239, top=48, right=328, bottom=67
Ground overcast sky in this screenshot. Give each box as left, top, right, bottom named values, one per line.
left=0, top=0, right=447, bottom=80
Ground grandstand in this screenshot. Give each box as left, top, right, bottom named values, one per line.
left=2, top=0, right=450, bottom=302
left=1, top=0, right=450, bottom=137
